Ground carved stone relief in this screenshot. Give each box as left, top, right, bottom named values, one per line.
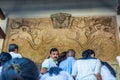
left=2, top=15, right=119, bottom=64
left=51, top=13, right=72, bottom=29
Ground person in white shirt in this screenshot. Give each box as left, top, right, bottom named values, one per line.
left=100, top=61, right=116, bottom=80
left=40, top=48, right=59, bottom=75
left=40, top=67, right=74, bottom=80
left=8, top=43, right=22, bottom=58
left=72, top=49, right=102, bottom=80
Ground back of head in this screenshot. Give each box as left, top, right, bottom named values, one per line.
left=82, top=49, right=95, bottom=59
left=66, top=49, right=76, bottom=57
left=0, top=52, right=12, bottom=66
left=8, top=44, right=18, bottom=52
left=58, top=51, right=67, bottom=63
left=1, top=58, right=39, bottom=80
left=50, top=48, right=59, bottom=54
left=48, top=67, right=62, bottom=76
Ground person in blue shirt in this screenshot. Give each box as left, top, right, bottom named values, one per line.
left=59, top=49, right=76, bottom=75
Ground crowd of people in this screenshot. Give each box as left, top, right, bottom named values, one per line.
left=0, top=43, right=117, bottom=80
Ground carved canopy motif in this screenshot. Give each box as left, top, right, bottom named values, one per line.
left=51, top=13, right=72, bottom=29
left=2, top=15, right=119, bottom=64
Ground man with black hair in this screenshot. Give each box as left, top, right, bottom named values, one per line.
left=40, top=48, right=59, bottom=74
left=8, top=43, right=22, bottom=58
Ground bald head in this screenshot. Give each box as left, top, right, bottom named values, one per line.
left=66, top=49, right=76, bottom=57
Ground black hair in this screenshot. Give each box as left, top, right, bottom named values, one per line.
left=101, top=61, right=116, bottom=77
left=8, top=44, right=18, bottom=52
left=66, top=49, right=76, bottom=57
left=0, top=52, right=12, bottom=66
left=50, top=48, right=59, bottom=54
left=82, top=49, right=95, bottom=59
left=48, top=67, right=62, bottom=76
left=58, top=51, right=67, bottom=64
left=1, top=58, right=39, bottom=80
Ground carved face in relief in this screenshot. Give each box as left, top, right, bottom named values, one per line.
left=56, top=14, right=65, bottom=24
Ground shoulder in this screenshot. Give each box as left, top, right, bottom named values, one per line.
left=17, top=53, right=22, bottom=57
left=40, top=73, right=49, bottom=80
left=9, top=52, right=14, bottom=55
left=90, top=58, right=100, bottom=62
left=42, top=59, right=51, bottom=66
left=42, top=59, right=50, bottom=64
left=116, top=56, right=120, bottom=61
left=67, top=57, right=76, bottom=61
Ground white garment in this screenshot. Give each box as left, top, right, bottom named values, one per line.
left=101, top=65, right=116, bottom=80
left=9, top=52, right=22, bottom=58
left=0, top=66, right=2, bottom=76
left=116, top=56, right=120, bottom=67
left=40, top=71, right=74, bottom=80
left=41, top=58, right=58, bottom=71
left=72, top=59, right=101, bottom=80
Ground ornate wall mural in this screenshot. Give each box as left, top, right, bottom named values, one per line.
left=2, top=13, right=119, bottom=64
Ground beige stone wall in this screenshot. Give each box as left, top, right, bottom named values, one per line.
left=1, top=15, right=119, bottom=79
left=2, top=15, right=119, bottom=64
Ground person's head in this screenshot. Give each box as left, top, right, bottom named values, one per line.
left=58, top=51, right=67, bottom=63
left=48, top=67, right=62, bottom=76
left=82, top=49, right=95, bottom=59
left=66, top=49, right=76, bottom=57
left=8, top=44, right=19, bottom=53
left=0, top=58, right=39, bottom=80
left=0, top=52, right=12, bottom=66
left=50, top=48, right=59, bottom=61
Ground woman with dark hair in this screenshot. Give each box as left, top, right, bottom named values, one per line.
left=100, top=61, right=116, bottom=80
left=40, top=67, right=73, bottom=80
left=72, top=49, right=102, bottom=80
left=0, top=57, right=39, bottom=80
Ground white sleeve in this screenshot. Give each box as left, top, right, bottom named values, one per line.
left=94, top=59, right=101, bottom=74
left=72, top=61, right=77, bottom=76
left=41, top=59, right=49, bottom=68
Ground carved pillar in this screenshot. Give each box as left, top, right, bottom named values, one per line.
left=0, top=8, right=5, bottom=20
left=0, top=27, right=5, bottom=39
